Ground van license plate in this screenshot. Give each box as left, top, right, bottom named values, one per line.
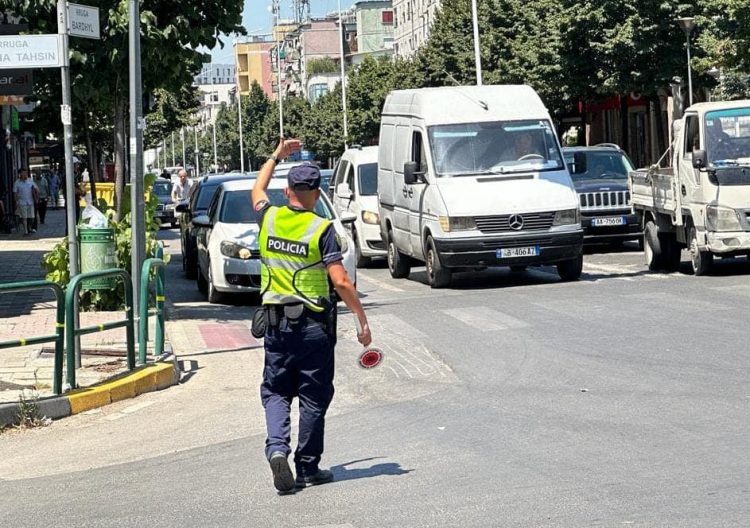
left=592, top=217, right=626, bottom=227
left=497, top=246, right=539, bottom=259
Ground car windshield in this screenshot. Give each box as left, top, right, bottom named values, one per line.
left=219, top=189, right=333, bottom=224
left=358, top=163, right=378, bottom=195
left=429, top=120, right=564, bottom=176
left=565, top=151, right=633, bottom=182
left=705, top=108, right=750, bottom=167
left=152, top=181, right=171, bottom=196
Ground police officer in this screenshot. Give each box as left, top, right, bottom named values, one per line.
left=251, top=138, right=372, bottom=494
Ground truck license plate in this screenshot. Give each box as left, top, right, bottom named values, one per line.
left=592, top=217, right=626, bottom=227
left=497, top=246, right=539, bottom=259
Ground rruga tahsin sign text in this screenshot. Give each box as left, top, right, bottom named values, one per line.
left=0, top=34, right=63, bottom=69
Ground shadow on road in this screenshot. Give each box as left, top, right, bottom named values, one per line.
left=330, top=457, right=413, bottom=483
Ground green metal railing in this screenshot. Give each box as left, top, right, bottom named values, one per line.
left=64, top=269, right=135, bottom=389
left=138, top=246, right=166, bottom=365
left=0, top=280, right=65, bottom=394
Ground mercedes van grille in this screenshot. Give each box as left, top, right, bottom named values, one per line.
left=579, top=191, right=630, bottom=211
left=474, top=212, right=556, bottom=233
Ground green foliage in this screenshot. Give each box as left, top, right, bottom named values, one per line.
left=307, top=57, right=340, bottom=75
left=301, top=84, right=346, bottom=162
left=42, top=174, right=169, bottom=311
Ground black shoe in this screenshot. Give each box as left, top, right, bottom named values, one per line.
left=269, top=452, right=295, bottom=495
left=295, top=468, right=334, bottom=488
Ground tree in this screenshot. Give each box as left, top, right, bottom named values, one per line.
left=301, top=84, right=345, bottom=164
left=258, top=96, right=311, bottom=157
left=241, top=81, right=271, bottom=170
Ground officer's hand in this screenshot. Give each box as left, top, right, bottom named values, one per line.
left=276, top=138, right=302, bottom=159
left=357, top=323, right=372, bottom=347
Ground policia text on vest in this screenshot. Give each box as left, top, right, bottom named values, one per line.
left=267, top=236, right=309, bottom=258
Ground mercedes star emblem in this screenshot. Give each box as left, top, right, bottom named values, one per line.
left=508, top=214, right=524, bottom=230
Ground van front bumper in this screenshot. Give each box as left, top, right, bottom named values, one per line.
left=432, top=230, right=583, bottom=268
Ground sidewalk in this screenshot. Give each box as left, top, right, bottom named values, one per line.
left=0, top=207, right=134, bottom=404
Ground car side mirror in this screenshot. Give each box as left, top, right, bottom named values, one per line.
left=340, top=211, right=357, bottom=225
left=571, top=152, right=587, bottom=174
left=175, top=201, right=189, bottom=213
left=192, top=214, right=212, bottom=228
left=692, top=149, right=707, bottom=169
left=404, top=161, right=420, bottom=185
left=336, top=182, right=353, bottom=200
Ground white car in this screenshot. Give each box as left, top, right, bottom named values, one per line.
left=330, top=145, right=386, bottom=267
left=193, top=178, right=357, bottom=304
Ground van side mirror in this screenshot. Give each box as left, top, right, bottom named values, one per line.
left=336, top=182, right=353, bottom=200
left=571, top=152, right=587, bottom=174
left=404, top=161, right=419, bottom=185
left=692, top=149, right=707, bottom=169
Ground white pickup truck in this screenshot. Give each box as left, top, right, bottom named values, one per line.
left=629, top=100, right=750, bottom=275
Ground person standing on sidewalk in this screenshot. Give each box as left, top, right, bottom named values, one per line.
left=48, top=170, right=60, bottom=208
left=171, top=169, right=191, bottom=204
left=13, top=169, right=38, bottom=235
left=251, top=138, right=372, bottom=495
left=34, top=172, right=50, bottom=225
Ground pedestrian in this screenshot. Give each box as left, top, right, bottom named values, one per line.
left=170, top=169, right=191, bottom=203
left=34, top=172, right=50, bottom=225
left=13, top=169, right=38, bottom=235
left=251, top=138, right=372, bottom=495
left=160, top=168, right=171, bottom=180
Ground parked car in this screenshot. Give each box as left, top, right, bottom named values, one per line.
left=175, top=172, right=255, bottom=279
left=563, top=145, right=640, bottom=246
left=152, top=179, right=177, bottom=228
left=378, top=85, right=583, bottom=288
left=192, top=178, right=357, bottom=304
left=331, top=145, right=386, bottom=267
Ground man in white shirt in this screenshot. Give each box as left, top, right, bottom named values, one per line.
left=171, top=169, right=191, bottom=203
left=13, top=169, right=38, bottom=235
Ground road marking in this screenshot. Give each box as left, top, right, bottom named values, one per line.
left=584, top=262, right=641, bottom=274
left=442, top=307, right=530, bottom=331
left=358, top=272, right=405, bottom=292
left=121, top=401, right=156, bottom=414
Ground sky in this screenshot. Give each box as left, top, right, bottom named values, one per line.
left=207, top=0, right=356, bottom=64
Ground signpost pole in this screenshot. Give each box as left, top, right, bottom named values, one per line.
left=57, top=0, right=82, bottom=370
left=194, top=126, right=200, bottom=176
left=129, top=0, right=145, bottom=316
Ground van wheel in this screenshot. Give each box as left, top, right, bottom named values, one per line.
left=387, top=230, right=410, bottom=279
left=353, top=231, right=371, bottom=268
left=557, top=255, right=583, bottom=281
left=644, top=220, right=664, bottom=270
left=689, top=226, right=713, bottom=276
left=662, top=234, right=682, bottom=272
left=425, top=236, right=451, bottom=288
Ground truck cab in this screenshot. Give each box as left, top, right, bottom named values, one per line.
left=630, top=100, right=750, bottom=275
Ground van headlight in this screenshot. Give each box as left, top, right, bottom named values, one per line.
left=438, top=216, right=476, bottom=232
left=220, top=241, right=253, bottom=259
left=361, top=211, right=379, bottom=225
left=553, top=209, right=580, bottom=226
left=706, top=205, right=742, bottom=232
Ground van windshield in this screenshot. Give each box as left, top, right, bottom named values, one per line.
left=705, top=107, right=750, bottom=167
left=428, top=120, right=564, bottom=176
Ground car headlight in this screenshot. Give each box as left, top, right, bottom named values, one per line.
left=220, top=241, right=254, bottom=259
left=706, top=205, right=742, bottom=232
left=438, top=216, right=476, bottom=232
left=361, top=210, right=379, bottom=225
left=553, top=209, right=580, bottom=226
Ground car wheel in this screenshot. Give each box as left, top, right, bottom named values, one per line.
left=354, top=231, right=371, bottom=268
left=184, top=253, right=197, bottom=280
left=557, top=255, right=583, bottom=281
left=689, top=226, right=712, bottom=276
left=197, top=263, right=208, bottom=293
left=386, top=229, right=410, bottom=279
left=644, top=220, right=664, bottom=271
left=207, top=260, right=223, bottom=304
left=425, top=236, right=451, bottom=288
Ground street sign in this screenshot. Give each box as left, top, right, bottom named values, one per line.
left=0, top=35, right=63, bottom=69
left=0, top=69, right=33, bottom=95
left=68, top=3, right=100, bottom=40
left=0, top=95, right=25, bottom=105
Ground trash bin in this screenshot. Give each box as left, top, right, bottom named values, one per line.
left=79, top=228, right=117, bottom=290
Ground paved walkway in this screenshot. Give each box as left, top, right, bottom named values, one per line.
left=0, top=207, right=132, bottom=403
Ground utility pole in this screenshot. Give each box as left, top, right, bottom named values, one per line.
left=337, top=0, right=348, bottom=149
left=128, top=0, right=146, bottom=316
left=237, top=91, right=245, bottom=172
left=57, top=0, right=81, bottom=369
left=171, top=132, right=175, bottom=166
left=181, top=127, right=186, bottom=168
left=273, top=0, right=284, bottom=137
left=194, top=126, right=200, bottom=176
left=212, top=122, right=218, bottom=171
left=470, top=0, right=482, bottom=85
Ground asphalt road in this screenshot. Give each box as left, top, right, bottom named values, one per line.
left=2, top=231, right=749, bottom=527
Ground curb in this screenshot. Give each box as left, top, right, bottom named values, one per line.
left=0, top=355, right=180, bottom=429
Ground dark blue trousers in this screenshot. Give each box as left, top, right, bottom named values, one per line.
left=260, top=315, right=334, bottom=475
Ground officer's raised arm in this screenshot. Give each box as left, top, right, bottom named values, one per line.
left=252, top=138, right=301, bottom=209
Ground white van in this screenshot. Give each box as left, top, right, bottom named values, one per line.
left=378, top=85, right=583, bottom=288
left=331, top=145, right=387, bottom=267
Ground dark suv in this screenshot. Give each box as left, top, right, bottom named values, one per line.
left=176, top=172, right=255, bottom=279
left=563, top=145, right=640, bottom=245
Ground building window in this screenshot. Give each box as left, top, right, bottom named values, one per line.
left=309, top=83, right=329, bottom=104
left=382, top=10, right=393, bottom=24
